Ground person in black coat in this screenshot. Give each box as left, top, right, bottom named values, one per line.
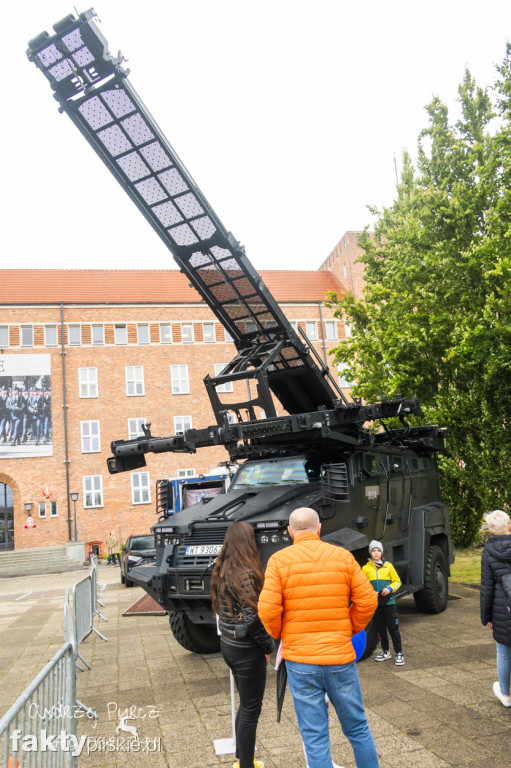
left=211, top=522, right=274, bottom=768
left=480, top=509, right=511, bottom=707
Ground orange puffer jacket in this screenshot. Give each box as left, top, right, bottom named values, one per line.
left=258, top=531, right=377, bottom=665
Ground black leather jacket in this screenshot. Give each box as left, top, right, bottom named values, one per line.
left=217, top=571, right=274, bottom=654
left=480, top=534, right=511, bottom=646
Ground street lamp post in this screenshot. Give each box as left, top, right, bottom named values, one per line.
left=70, top=492, right=79, bottom=542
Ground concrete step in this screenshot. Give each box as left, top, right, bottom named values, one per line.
left=0, top=544, right=86, bottom=577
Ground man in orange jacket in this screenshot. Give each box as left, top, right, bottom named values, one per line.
left=258, top=507, right=379, bottom=768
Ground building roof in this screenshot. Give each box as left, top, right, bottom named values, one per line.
left=0, top=269, right=345, bottom=305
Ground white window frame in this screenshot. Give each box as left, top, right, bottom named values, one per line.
left=174, top=415, right=192, bottom=435
left=81, top=420, right=101, bottom=453
left=44, top=325, right=57, bottom=347
left=203, top=322, right=216, bottom=343
left=338, top=363, right=352, bottom=388
left=128, top=417, right=147, bottom=440
left=176, top=468, right=196, bottom=478
left=68, top=324, right=81, bottom=346
left=181, top=323, right=195, bottom=344
left=0, top=325, right=8, bottom=348
left=171, top=364, right=189, bottom=394
left=91, top=324, right=104, bottom=346
left=245, top=321, right=256, bottom=334
left=159, top=323, right=173, bottom=344
left=83, top=475, right=103, bottom=508
left=79, top=367, right=98, bottom=398
left=131, top=471, right=151, bottom=505
left=325, top=320, right=338, bottom=341
left=306, top=321, right=318, bottom=340
left=125, top=365, right=145, bottom=396
left=114, top=324, right=128, bottom=345
left=137, top=323, right=150, bottom=345
left=38, top=501, right=46, bottom=519
left=344, top=322, right=353, bottom=338
left=224, top=328, right=234, bottom=343
left=50, top=501, right=58, bottom=518
left=214, top=363, right=234, bottom=393
left=20, top=325, right=34, bottom=347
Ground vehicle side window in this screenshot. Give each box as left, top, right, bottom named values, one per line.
left=363, top=454, right=379, bottom=476
left=391, top=456, right=403, bottom=472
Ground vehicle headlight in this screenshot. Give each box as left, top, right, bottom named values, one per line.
left=128, top=555, right=142, bottom=564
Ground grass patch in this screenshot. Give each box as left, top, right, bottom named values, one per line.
left=449, top=547, right=481, bottom=587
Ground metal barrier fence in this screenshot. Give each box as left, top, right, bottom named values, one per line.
left=0, top=602, right=77, bottom=768
left=72, top=562, right=107, bottom=671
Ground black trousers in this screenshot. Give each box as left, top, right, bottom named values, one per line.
left=375, top=604, right=402, bottom=654
left=220, top=640, right=267, bottom=768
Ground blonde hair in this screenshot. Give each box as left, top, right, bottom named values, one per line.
left=485, top=509, right=511, bottom=535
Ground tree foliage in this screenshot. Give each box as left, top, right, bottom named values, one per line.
left=328, top=49, right=511, bottom=545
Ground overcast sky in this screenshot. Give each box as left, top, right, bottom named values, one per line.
left=4, top=1, right=510, bottom=272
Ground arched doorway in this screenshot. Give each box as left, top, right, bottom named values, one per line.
left=0, top=482, right=14, bottom=550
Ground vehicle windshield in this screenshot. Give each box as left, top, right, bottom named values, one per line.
left=129, top=535, right=155, bottom=551
left=231, top=458, right=318, bottom=489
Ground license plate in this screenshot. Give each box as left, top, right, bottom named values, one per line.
left=185, top=544, right=222, bottom=556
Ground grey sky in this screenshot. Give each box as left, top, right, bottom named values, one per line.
left=4, top=1, right=510, bottom=271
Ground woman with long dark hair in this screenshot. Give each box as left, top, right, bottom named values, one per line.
left=211, top=521, right=274, bottom=768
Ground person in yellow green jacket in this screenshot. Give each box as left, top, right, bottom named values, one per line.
left=362, top=540, right=404, bottom=665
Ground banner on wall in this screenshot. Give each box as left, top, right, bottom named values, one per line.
left=0, top=354, right=53, bottom=459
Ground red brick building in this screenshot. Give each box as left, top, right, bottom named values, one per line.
left=0, top=267, right=348, bottom=555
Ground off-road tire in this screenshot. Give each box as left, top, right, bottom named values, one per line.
left=413, top=544, right=448, bottom=614
left=360, top=616, right=379, bottom=661
left=120, top=569, right=126, bottom=585
left=169, top=611, right=220, bottom=654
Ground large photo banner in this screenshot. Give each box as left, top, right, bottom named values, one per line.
left=0, top=354, right=52, bottom=458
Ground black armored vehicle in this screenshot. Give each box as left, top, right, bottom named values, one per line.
left=28, top=9, right=454, bottom=655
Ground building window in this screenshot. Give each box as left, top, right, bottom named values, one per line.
left=344, top=322, right=353, bottom=338
left=44, top=325, right=58, bottom=347
left=38, top=501, right=46, bottom=519
left=224, top=328, right=234, bottom=343
left=160, top=323, right=172, bottom=344
left=50, top=501, right=58, bottom=517
left=181, top=323, right=194, bottom=344
left=68, top=325, right=81, bottom=346
left=91, top=324, right=104, bottom=345
left=343, top=264, right=348, bottom=279
left=306, top=321, right=318, bottom=340
left=79, top=367, right=98, bottom=398
left=137, top=324, right=150, bottom=344
left=214, top=363, right=233, bottom=393
left=114, top=324, right=128, bottom=345
left=131, top=471, right=150, bottom=504
left=245, top=321, right=256, bottom=334
left=203, top=322, right=216, bottom=343
left=174, top=415, right=192, bottom=434
left=338, top=363, right=352, bottom=388
left=325, top=321, right=337, bottom=341
left=0, top=326, right=8, bottom=348
left=126, top=366, right=144, bottom=396
left=289, top=321, right=299, bottom=333
left=21, top=326, right=34, bottom=347
left=171, top=364, right=189, bottom=394
left=83, top=475, right=103, bottom=508
left=81, top=420, right=100, bottom=453
left=128, top=418, right=147, bottom=439
left=176, top=468, right=196, bottom=478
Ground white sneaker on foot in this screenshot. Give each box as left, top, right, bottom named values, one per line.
left=374, top=650, right=391, bottom=661
left=493, top=681, right=511, bottom=707
left=395, top=652, right=405, bottom=665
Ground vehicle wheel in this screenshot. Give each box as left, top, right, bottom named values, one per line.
left=169, top=611, right=220, bottom=654
left=359, top=616, right=379, bottom=661
left=413, top=544, right=448, bottom=614
left=125, top=575, right=134, bottom=588
left=120, top=569, right=126, bottom=585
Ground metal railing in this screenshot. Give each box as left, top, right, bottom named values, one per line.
left=72, top=560, right=107, bottom=670
left=0, top=602, right=77, bottom=768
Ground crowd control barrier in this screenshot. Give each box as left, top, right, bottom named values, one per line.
left=72, top=570, right=107, bottom=671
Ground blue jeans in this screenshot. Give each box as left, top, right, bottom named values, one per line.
left=496, top=642, right=511, bottom=696
left=286, top=660, right=380, bottom=768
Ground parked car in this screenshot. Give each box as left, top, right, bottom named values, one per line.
left=121, top=534, right=156, bottom=587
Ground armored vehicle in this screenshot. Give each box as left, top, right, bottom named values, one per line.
left=28, top=9, right=453, bottom=656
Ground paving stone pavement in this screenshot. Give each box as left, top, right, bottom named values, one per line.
left=0, top=564, right=510, bottom=768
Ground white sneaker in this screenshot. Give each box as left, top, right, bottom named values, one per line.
left=395, top=652, right=405, bottom=666
left=374, top=650, right=391, bottom=661
left=493, top=681, right=511, bottom=707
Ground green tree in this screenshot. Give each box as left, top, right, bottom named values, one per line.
left=328, top=53, right=511, bottom=546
